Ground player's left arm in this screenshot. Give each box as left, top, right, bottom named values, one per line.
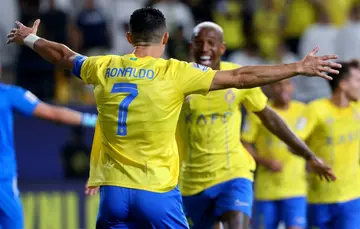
left=9, top=86, right=97, bottom=127
left=7, top=19, right=80, bottom=70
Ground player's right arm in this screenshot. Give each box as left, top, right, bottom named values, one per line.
left=210, top=47, right=342, bottom=91
left=8, top=85, right=97, bottom=127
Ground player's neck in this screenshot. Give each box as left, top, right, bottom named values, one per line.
left=330, top=92, right=350, bottom=108
left=132, top=46, right=163, bottom=59
left=212, top=61, right=221, bottom=70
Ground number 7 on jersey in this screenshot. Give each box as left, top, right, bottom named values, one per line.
left=111, top=83, right=138, bottom=136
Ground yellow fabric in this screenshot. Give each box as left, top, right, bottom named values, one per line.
left=242, top=101, right=307, bottom=200
left=213, top=1, right=244, bottom=49
left=178, top=61, right=268, bottom=196
left=85, top=54, right=217, bottom=192
left=253, top=8, right=282, bottom=60
left=325, top=0, right=354, bottom=26
left=298, top=99, right=360, bottom=203
left=284, top=0, right=315, bottom=38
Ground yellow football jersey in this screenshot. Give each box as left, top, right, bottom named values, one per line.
left=80, top=54, right=217, bottom=193
left=178, top=61, right=268, bottom=196
left=298, top=98, right=360, bottom=203
left=242, top=101, right=307, bottom=200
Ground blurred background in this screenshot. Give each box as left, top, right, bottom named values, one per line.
left=1, top=0, right=360, bottom=228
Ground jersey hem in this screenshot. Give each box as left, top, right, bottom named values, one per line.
left=307, top=195, right=360, bottom=204
left=87, top=181, right=177, bottom=193
left=181, top=174, right=253, bottom=196
left=255, top=194, right=307, bottom=201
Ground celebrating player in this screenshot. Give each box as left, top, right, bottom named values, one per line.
left=242, top=79, right=307, bottom=229
left=7, top=8, right=339, bottom=228
left=296, top=61, right=360, bottom=229
left=0, top=82, right=96, bottom=229
left=177, top=22, right=331, bottom=229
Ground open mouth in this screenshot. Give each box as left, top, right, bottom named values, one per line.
left=199, top=56, right=212, bottom=66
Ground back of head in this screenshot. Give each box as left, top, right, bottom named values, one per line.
left=328, top=61, right=359, bottom=92
left=129, top=8, right=167, bottom=45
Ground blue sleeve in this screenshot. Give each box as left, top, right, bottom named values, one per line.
left=8, top=86, right=40, bottom=116
left=72, top=55, right=88, bottom=79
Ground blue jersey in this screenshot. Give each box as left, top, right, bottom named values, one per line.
left=0, top=83, right=39, bottom=180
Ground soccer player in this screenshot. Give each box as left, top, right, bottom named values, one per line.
left=0, top=82, right=97, bottom=229
left=296, top=61, right=360, bottom=229
left=242, top=79, right=307, bottom=229
left=7, top=8, right=339, bottom=228
left=177, top=22, right=322, bottom=229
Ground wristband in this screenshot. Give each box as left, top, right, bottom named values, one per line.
left=81, top=113, right=97, bottom=127
left=23, top=34, right=40, bottom=50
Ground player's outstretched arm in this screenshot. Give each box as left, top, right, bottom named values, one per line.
left=7, top=19, right=78, bottom=70
left=210, top=47, right=342, bottom=91
left=254, top=106, right=336, bottom=181
left=8, top=85, right=96, bottom=127
left=33, top=103, right=97, bottom=127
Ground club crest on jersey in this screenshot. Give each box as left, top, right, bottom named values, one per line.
left=224, top=89, right=235, bottom=104
left=191, top=63, right=209, bottom=72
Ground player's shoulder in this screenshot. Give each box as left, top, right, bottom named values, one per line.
left=291, top=100, right=306, bottom=109
left=167, top=58, right=210, bottom=72
left=308, top=98, right=328, bottom=107
left=220, top=61, right=241, bottom=70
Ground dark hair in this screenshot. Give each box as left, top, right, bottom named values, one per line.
left=129, top=8, right=167, bottom=45
left=328, top=61, right=359, bottom=92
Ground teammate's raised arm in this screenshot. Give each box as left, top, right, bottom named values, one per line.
left=7, top=19, right=79, bottom=70
left=210, top=46, right=342, bottom=91
left=8, top=85, right=97, bottom=127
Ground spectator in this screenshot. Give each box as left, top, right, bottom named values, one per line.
left=61, top=127, right=90, bottom=180
left=335, top=2, right=360, bottom=61
left=253, top=0, right=282, bottom=61
left=75, top=0, right=110, bottom=55
left=212, top=0, right=246, bottom=57
left=184, top=0, right=213, bottom=23
left=296, top=6, right=335, bottom=102
left=16, top=0, right=56, bottom=101
left=283, top=0, right=315, bottom=55
left=166, top=25, right=190, bottom=61
left=151, top=0, right=195, bottom=41
left=109, top=0, right=144, bottom=55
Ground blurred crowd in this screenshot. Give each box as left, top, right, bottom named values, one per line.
left=1, top=0, right=360, bottom=104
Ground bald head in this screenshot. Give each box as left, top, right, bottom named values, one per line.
left=192, top=22, right=224, bottom=42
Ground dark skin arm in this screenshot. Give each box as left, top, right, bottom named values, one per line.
left=254, top=106, right=314, bottom=160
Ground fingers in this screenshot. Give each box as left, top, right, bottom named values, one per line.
left=33, top=19, right=41, bottom=29
left=309, top=46, right=320, bottom=56
left=316, top=72, right=333, bottom=80
left=32, top=19, right=41, bottom=34
left=320, top=54, right=339, bottom=61
left=15, top=21, right=24, bottom=28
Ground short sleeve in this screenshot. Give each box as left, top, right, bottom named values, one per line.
left=241, top=112, right=261, bottom=143
left=296, top=103, right=318, bottom=140
left=8, top=86, right=40, bottom=116
left=242, top=87, right=268, bottom=112
left=72, top=55, right=110, bottom=85
left=173, top=60, right=217, bottom=96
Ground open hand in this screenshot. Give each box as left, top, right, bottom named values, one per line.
left=298, top=46, right=342, bottom=80
left=7, top=19, right=40, bottom=45
left=307, top=155, right=336, bottom=182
